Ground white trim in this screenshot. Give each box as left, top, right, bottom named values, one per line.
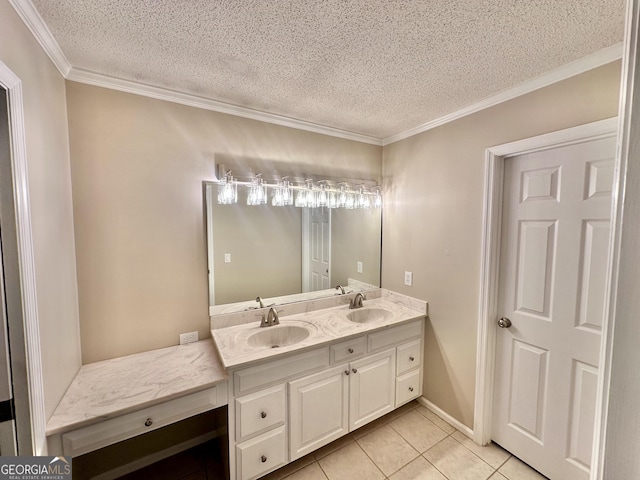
left=65, top=67, right=383, bottom=146
left=592, top=1, right=637, bottom=478
left=416, top=396, right=474, bottom=439
left=205, top=183, right=216, bottom=307
left=383, top=44, right=624, bottom=145
left=473, top=117, right=619, bottom=448
left=301, top=209, right=311, bottom=293
left=7, top=0, right=71, bottom=77
left=0, top=60, right=47, bottom=454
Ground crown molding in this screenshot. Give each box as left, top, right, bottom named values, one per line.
left=383, top=43, right=624, bottom=146
left=8, top=0, right=71, bottom=76
left=66, top=67, right=383, bottom=145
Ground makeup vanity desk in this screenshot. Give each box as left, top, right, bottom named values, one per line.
left=46, top=339, right=228, bottom=458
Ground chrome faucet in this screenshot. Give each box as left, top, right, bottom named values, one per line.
left=260, top=307, right=280, bottom=327
left=335, top=285, right=345, bottom=295
left=349, top=292, right=366, bottom=309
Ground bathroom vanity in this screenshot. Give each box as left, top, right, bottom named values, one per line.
left=45, top=289, right=426, bottom=480
left=211, top=289, right=426, bottom=480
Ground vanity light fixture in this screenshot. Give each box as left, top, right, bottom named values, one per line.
left=216, top=167, right=382, bottom=209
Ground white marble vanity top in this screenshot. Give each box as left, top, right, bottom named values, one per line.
left=211, top=290, right=427, bottom=369
left=46, top=339, right=227, bottom=435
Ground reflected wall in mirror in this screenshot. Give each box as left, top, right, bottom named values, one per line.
left=205, top=177, right=382, bottom=314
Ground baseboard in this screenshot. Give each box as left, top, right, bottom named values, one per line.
left=91, top=428, right=225, bottom=480
left=416, top=396, right=474, bottom=439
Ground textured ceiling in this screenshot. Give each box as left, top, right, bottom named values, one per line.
left=30, top=0, right=625, bottom=139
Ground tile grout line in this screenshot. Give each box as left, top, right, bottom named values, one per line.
left=353, top=434, right=405, bottom=479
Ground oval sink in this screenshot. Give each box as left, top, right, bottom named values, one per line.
left=247, top=325, right=310, bottom=349
left=346, top=308, right=393, bottom=324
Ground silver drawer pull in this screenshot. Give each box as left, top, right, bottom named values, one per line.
left=409, top=356, right=415, bottom=361
left=409, top=387, right=414, bottom=392
left=260, top=411, right=267, bottom=419
left=261, top=455, right=267, bottom=463
left=352, top=368, right=358, bottom=374
left=144, top=418, right=153, bottom=427
left=348, top=348, right=354, bottom=353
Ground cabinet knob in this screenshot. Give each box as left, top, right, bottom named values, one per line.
left=260, top=411, right=267, bottom=419
left=409, top=387, right=414, bottom=392
left=409, top=356, right=415, bottom=362
left=352, top=368, right=358, bottom=374
left=344, top=370, right=350, bottom=376
left=261, top=455, right=267, bottom=463
left=144, top=418, right=153, bottom=427
left=348, top=348, right=354, bottom=354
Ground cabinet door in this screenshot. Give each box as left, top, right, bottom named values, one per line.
left=289, top=364, right=349, bottom=460
left=349, top=348, right=396, bottom=431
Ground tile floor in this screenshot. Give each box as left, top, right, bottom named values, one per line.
left=261, top=401, right=548, bottom=480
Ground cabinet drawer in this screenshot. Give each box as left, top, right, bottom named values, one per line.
left=236, top=384, right=286, bottom=441
left=62, top=384, right=226, bottom=457
left=236, top=425, right=286, bottom=480
left=330, top=336, right=366, bottom=364
left=234, top=347, right=330, bottom=395
left=396, top=369, right=421, bottom=407
left=368, top=319, right=422, bottom=353
left=397, top=339, right=422, bottom=375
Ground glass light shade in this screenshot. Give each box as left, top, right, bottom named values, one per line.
left=247, top=177, right=267, bottom=206
left=345, top=192, right=356, bottom=209
left=295, top=188, right=308, bottom=207
left=317, top=183, right=328, bottom=207
left=327, top=192, right=338, bottom=209
left=374, top=192, right=383, bottom=208
left=217, top=175, right=237, bottom=204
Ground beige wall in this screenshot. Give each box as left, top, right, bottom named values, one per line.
left=66, top=81, right=382, bottom=363
left=0, top=0, right=81, bottom=419
left=381, top=61, right=622, bottom=428
left=331, top=208, right=381, bottom=287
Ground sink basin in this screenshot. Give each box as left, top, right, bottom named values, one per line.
left=346, top=308, right=393, bottom=324
left=247, top=325, right=310, bottom=349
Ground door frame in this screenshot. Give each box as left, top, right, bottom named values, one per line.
left=0, top=60, right=47, bottom=455
left=473, top=117, right=619, bottom=451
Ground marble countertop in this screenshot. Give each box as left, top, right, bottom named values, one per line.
left=46, top=339, right=227, bottom=435
left=211, top=292, right=427, bottom=369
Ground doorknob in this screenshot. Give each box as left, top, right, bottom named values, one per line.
left=498, top=317, right=512, bottom=328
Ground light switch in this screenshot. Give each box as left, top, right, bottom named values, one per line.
left=357, top=261, right=363, bottom=273
left=404, top=271, right=413, bottom=286
left=224, top=253, right=231, bottom=263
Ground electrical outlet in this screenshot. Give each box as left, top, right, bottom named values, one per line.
left=404, top=271, right=413, bottom=286
left=224, top=253, right=231, bottom=263
left=357, top=261, right=363, bottom=273
left=179, top=331, right=199, bottom=345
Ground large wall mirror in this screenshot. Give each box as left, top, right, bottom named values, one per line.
left=205, top=161, right=382, bottom=315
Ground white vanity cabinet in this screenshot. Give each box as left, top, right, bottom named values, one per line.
left=288, top=348, right=396, bottom=460
left=226, top=318, right=424, bottom=480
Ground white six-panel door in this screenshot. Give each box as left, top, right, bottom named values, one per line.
left=492, top=136, right=615, bottom=479
left=309, top=208, right=331, bottom=291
